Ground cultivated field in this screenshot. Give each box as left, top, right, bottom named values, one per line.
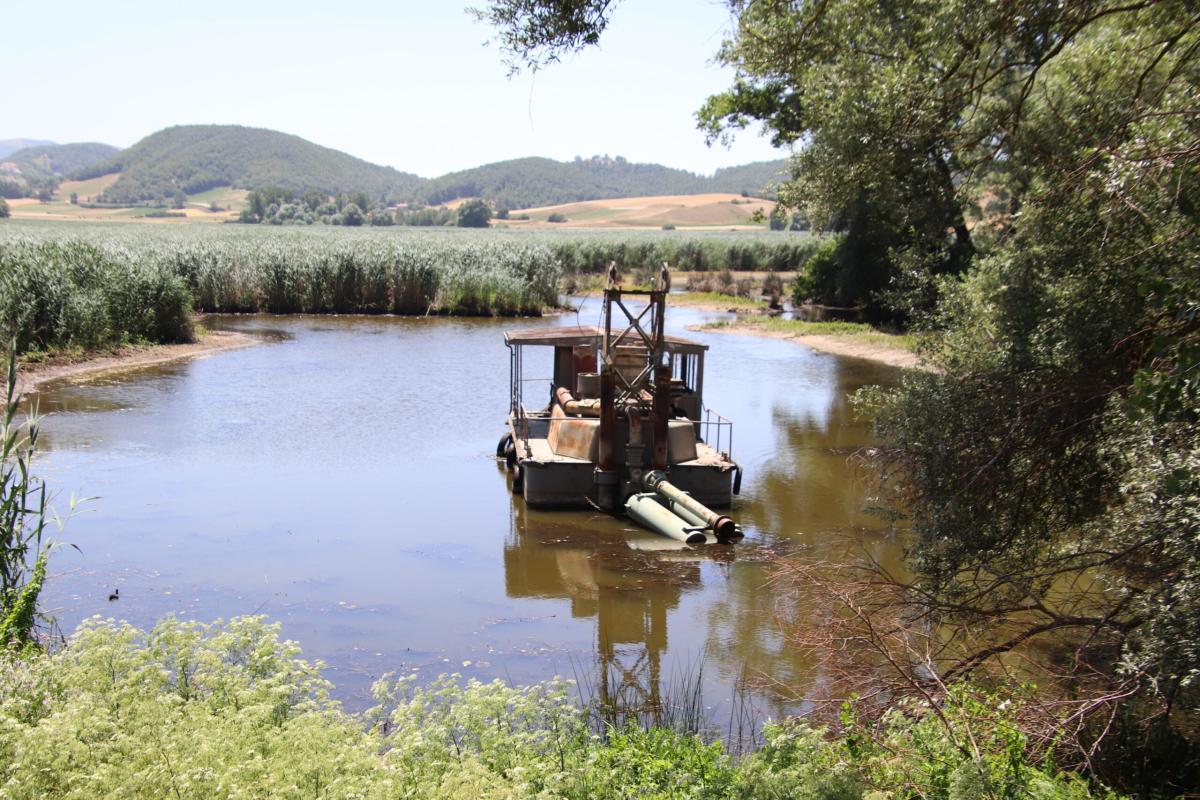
left=7, top=183, right=778, bottom=230
left=508, top=193, right=776, bottom=229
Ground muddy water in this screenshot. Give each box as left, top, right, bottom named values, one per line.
left=28, top=302, right=903, bottom=724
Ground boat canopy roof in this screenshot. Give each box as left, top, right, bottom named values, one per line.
left=504, top=325, right=708, bottom=354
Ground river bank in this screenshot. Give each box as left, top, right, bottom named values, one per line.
left=694, top=320, right=926, bottom=370
left=15, top=328, right=259, bottom=400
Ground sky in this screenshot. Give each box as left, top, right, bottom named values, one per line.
left=4, top=0, right=788, bottom=178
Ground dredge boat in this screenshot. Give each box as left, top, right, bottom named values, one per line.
left=497, top=265, right=743, bottom=544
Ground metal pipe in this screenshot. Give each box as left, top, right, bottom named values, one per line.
left=554, top=386, right=600, bottom=417
left=625, top=493, right=706, bottom=544
left=643, top=470, right=740, bottom=543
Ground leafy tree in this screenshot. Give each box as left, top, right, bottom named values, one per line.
left=546, top=212, right=567, bottom=223
left=367, top=208, right=394, bottom=226
left=340, top=203, right=364, bottom=227
left=69, top=192, right=78, bottom=205
left=767, top=205, right=786, bottom=231
left=0, top=198, right=8, bottom=219
left=478, top=0, right=1200, bottom=789
left=456, top=198, right=492, bottom=228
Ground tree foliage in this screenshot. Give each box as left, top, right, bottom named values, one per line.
left=477, top=0, right=1200, bottom=789
left=456, top=198, right=493, bottom=228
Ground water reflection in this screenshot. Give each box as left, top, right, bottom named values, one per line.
left=506, top=497, right=736, bottom=715
left=24, top=310, right=904, bottom=724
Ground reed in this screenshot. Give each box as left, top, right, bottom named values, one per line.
left=0, top=222, right=820, bottom=349
left=0, top=241, right=193, bottom=355
left=0, top=351, right=48, bottom=647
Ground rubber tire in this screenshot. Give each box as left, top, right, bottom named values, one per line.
left=511, top=463, right=524, bottom=494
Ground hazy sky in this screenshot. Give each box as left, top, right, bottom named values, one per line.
left=6, top=0, right=787, bottom=177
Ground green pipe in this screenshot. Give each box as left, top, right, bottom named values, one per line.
left=625, top=493, right=706, bottom=544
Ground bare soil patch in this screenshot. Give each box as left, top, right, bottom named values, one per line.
left=698, top=323, right=928, bottom=371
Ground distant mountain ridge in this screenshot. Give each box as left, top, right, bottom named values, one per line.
left=5, top=124, right=790, bottom=207
left=0, top=138, right=54, bottom=159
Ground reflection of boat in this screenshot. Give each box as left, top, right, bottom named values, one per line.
left=498, top=265, right=743, bottom=543
left=504, top=503, right=735, bottom=719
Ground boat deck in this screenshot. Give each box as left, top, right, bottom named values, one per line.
left=520, top=436, right=731, bottom=468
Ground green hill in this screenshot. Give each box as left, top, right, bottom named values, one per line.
left=0, top=142, right=119, bottom=197
left=28, top=123, right=788, bottom=209
left=418, top=155, right=789, bottom=208
left=84, top=125, right=423, bottom=204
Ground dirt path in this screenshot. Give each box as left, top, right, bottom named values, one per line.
left=696, top=323, right=928, bottom=370
left=15, top=330, right=260, bottom=400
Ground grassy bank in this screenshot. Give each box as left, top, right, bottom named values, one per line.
left=0, top=615, right=1115, bottom=800
left=673, top=291, right=769, bottom=309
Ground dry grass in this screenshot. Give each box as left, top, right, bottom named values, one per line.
left=507, top=193, right=776, bottom=229
left=55, top=173, right=120, bottom=200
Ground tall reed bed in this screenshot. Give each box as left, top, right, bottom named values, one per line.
left=0, top=240, right=193, bottom=354
left=0, top=222, right=815, bottom=351
left=165, top=235, right=561, bottom=315
left=547, top=234, right=817, bottom=274
left=0, top=225, right=563, bottom=325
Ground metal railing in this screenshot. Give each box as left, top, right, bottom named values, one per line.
left=699, top=407, right=734, bottom=457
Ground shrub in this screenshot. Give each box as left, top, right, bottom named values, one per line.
left=0, top=616, right=1122, bottom=799
left=792, top=235, right=842, bottom=305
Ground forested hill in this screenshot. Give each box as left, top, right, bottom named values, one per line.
left=417, top=155, right=789, bottom=208
left=84, top=125, right=424, bottom=205
left=0, top=142, right=119, bottom=197
left=9, top=123, right=788, bottom=207
left=709, top=160, right=790, bottom=197
left=5, top=142, right=118, bottom=179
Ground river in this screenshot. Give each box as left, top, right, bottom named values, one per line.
left=27, top=300, right=904, bottom=730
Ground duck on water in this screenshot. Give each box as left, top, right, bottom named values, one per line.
left=497, top=264, right=743, bottom=545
